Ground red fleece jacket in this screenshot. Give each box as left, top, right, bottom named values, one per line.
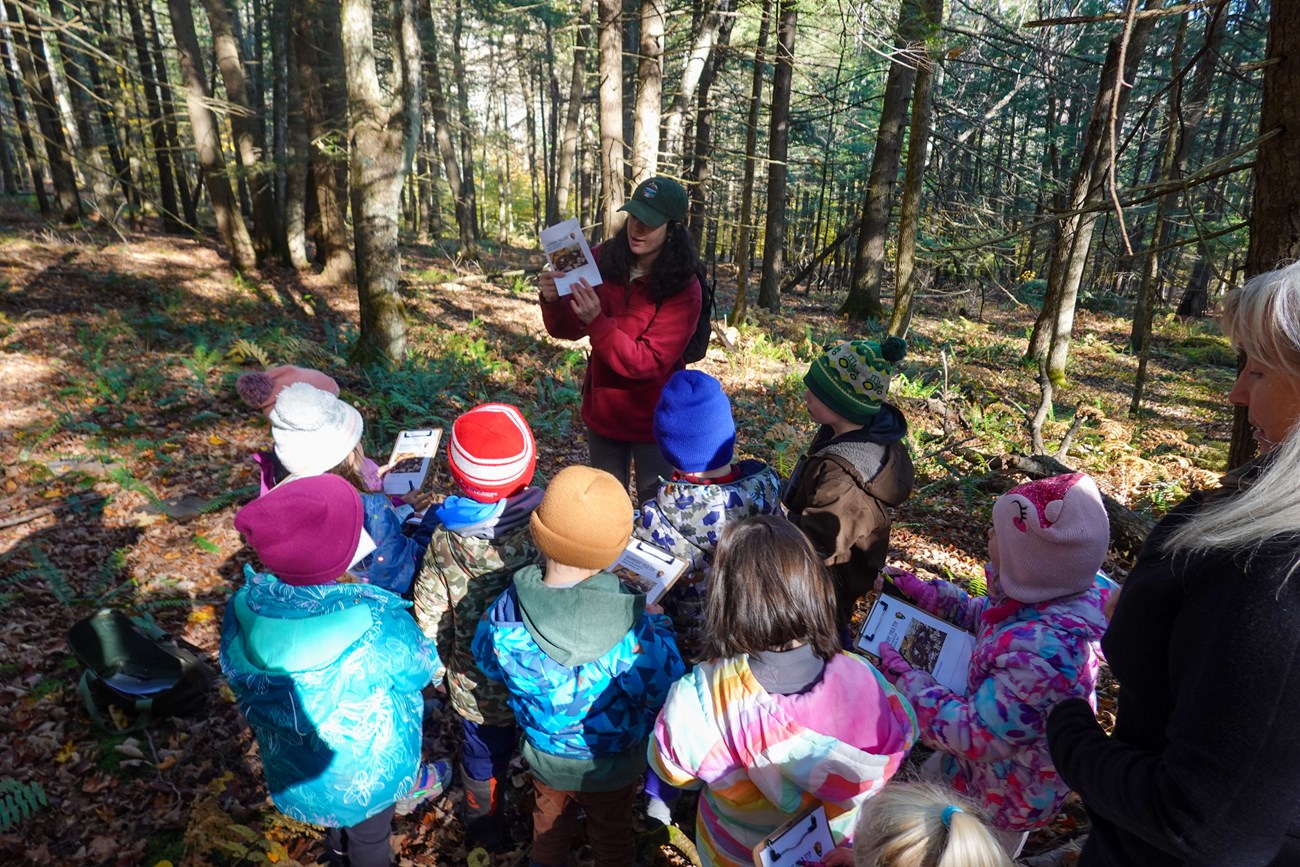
left=540, top=261, right=701, bottom=443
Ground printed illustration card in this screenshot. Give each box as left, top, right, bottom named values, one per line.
left=610, top=538, right=689, bottom=605
left=382, top=428, right=443, bottom=496
left=753, top=803, right=836, bottom=867
left=855, top=594, right=975, bottom=694
left=540, top=217, right=603, bottom=296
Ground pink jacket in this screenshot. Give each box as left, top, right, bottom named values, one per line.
left=892, top=573, right=1115, bottom=831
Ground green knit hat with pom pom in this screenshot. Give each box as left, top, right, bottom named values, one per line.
left=804, top=336, right=907, bottom=423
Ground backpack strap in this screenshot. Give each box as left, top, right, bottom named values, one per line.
left=77, top=670, right=153, bottom=733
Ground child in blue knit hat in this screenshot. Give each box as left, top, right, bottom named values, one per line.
left=636, top=370, right=784, bottom=664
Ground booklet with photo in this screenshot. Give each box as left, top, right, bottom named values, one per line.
left=752, top=803, right=836, bottom=867
left=382, top=428, right=443, bottom=496
left=609, top=538, right=689, bottom=605
left=540, top=217, right=603, bottom=296
left=855, top=594, right=975, bottom=694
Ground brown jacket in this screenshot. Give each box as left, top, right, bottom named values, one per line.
left=783, top=405, right=915, bottom=628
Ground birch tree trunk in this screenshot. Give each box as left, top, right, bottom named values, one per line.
left=596, top=0, right=625, bottom=236
left=341, top=0, right=422, bottom=366
left=166, top=0, right=257, bottom=271
left=756, top=0, right=796, bottom=313
left=663, top=0, right=724, bottom=164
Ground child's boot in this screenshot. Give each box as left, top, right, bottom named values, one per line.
left=462, top=770, right=507, bottom=851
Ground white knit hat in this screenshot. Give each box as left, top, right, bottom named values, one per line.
left=269, top=382, right=364, bottom=477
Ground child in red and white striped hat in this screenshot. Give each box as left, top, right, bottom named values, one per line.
left=411, top=403, right=543, bottom=852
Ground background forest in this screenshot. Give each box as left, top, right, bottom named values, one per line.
left=1, top=0, right=1299, bottom=864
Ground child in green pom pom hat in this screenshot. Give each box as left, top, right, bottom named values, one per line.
left=782, top=336, right=916, bottom=640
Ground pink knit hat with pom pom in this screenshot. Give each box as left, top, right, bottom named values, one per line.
left=237, top=366, right=340, bottom=416
left=991, top=473, right=1109, bottom=604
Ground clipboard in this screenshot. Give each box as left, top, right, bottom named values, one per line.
left=382, top=428, right=443, bottom=496
left=752, top=803, right=835, bottom=867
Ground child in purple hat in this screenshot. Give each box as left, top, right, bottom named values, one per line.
left=221, top=474, right=450, bottom=867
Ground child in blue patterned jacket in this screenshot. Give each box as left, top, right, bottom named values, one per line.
left=221, top=474, right=449, bottom=867
left=473, top=465, right=686, bottom=867
left=636, top=369, right=783, bottom=665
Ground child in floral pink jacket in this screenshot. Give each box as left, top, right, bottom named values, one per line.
left=877, top=473, right=1117, bottom=855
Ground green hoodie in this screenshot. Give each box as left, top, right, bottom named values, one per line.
left=514, top=565, right=645, bottom=665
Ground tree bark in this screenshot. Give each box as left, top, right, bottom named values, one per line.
left=630, top=0, right=663, bottom=183
left=4, top=0, right=80, bottom=221
left=686, top=0, right=733, bottom=243
left=887, top=0, right=943, bottom=338
left=554, top=0, right=592, bottom=222
left=732, top=0, right=772, bottom=323
left=756, top=0, right=796, bottom=313
left=146, top=0, right=197, bottom=226
left=44, top=0, right=116, bottom=213
left=419, top=0, right=476, bottom=258
left=341, top=0, right=422, bottom=366
left=166, top=0, right=258, bottom=271
left=201, top=0, right=286, bottom=264
left=839, top=0, right=928, bottom=320
left=1232, top=0, right=1300, bottom=468
left=663, top=0, right=724, bottom=165
left=450, top=0, right=479, bottom=241
left=291, top=0, right=353, bottom=281
left=0, top=15, right=50, bottom=216
left=283, top=0, right=311, bottom=270
left=124, top=0, right=182, bottom=228
left=1026, top=0, right=1166, bottom=383
left=596, top=0, right=625, bottom=236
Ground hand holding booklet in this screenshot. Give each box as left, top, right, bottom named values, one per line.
left=382, top=428, right=443, bottom=496
left=540, top=218, right=603, bottom=296
left=855, top=593, right=975, bottom=694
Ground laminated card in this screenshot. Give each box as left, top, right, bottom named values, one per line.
left=540, top=217, right=603, bottom=296
left=610, top=538, right=689, bottom=605
left=383, top=428, right=443, bottom=496
left=752, top=804, right=836, bottom=867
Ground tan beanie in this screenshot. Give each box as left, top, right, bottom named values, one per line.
left=530, top=466, right=633, bottom=569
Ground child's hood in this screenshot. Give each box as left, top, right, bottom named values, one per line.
left=500, top=564, right=644, bottom=666
left=228, top=567, right=394, bottom=673
left=814, top=405, right=913, bottom=507
left=983, top=572, right=1116, bottom=641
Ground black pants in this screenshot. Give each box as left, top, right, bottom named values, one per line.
left=586, top=427, right=674, bottom=508
left=325, top=804, right=396, bottom=867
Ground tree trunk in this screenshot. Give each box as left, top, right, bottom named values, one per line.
left=4, top=0, right=80, bottom=221
left=44, top=0, right=116, bottom=214
left=555, top=0, right=592, bottom=222
left=887, top=0, right=943, bottom=338
left=732, top=0, right=772, bottom=323
left=123, top=0, right=180, bottom=228
left=686, top=0, right=733, bottom=242
left=420, top=0, right=476, bottom=258
left=839, top=0, right=928, bottom=320
left=0, top=17, right=51, bottom=216
left=1232, top=0, right=1300, bottom=468
left=166, top=0, right=258, bottom=271
left=284, top=0, right=311, bottom=270
left=596, top=0, right=625, bottom=236
left=201, top=0, right=286, bottom=264
left=292, top=0, right=353, bottom=281
left=630, top=0, right=663, bottom=183
left=756, top=0, right=795, bottom=313
left=147, top=0, right=197, bottom=226
left=450, top=0, right=479, bottom=240
left=1026, top=0, right=1166, bottom=383
left=663, top=0, right=723, bottom=165
left=341, top=0, right=422, bottom=366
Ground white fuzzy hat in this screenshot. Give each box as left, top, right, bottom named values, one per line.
left=269, top=383, right=364, bottom=477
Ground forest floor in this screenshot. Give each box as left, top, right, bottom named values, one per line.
left=0, top=207, right=1239, bottom=866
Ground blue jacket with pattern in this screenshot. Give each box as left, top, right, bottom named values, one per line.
left=219, top=567, right=443, bottom=828
left=471, top=565, right=685, bottom=785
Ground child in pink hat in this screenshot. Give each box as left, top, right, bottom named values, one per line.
left=874, top=473, right=1118, bottom=857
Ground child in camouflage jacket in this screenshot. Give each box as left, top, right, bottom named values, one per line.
left=635, top=370, right=782, bottom=664
left=412, top=403, right=542, bottom=849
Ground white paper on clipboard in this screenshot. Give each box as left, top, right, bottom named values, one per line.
left=382, top=428, right=443, bottom=496
left=855, top=594, right=975, bottom=694
left=610, top=538, right=689, bottom=605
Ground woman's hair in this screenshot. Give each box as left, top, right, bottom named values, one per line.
left=853, top=782, right=1012, bottom=867
left=1163, top=260, right=1300, bottom=560
left=597, top=220, right=703, bottom=304
left=700, top=515, right=841, bottom=661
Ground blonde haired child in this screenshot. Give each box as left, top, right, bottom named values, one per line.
left=846, top=782, right=1011, bottom=867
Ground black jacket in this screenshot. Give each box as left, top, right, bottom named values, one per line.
left=1047, top=463, right=1300, bottom=866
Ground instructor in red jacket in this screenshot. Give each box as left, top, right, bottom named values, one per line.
left=539, top=176, right=703, bottom=506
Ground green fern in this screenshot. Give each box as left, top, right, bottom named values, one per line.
left=0, top=778, right=47, bottom=831
left=227, top=337, right=272, bottom=368
left=199, top=486, right=258, bottom=515
left=86, top=547, right=130, bottom=602
left=12, top=546, right=75, bottom=607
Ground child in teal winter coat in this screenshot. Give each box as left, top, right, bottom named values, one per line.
left=221, top=474, right=449, bottom=867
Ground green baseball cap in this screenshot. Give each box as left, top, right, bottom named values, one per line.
left=619, top=176, right=688, bottom=228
